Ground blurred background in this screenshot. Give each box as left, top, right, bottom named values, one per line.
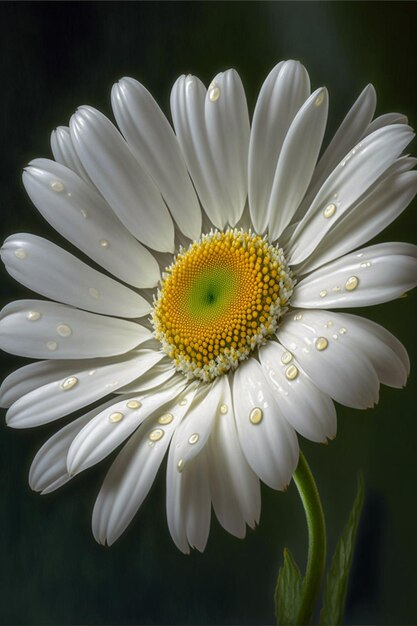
left=1, top=2, right=417, bottom=624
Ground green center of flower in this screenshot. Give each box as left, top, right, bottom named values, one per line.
left=152, top=228, right=294, bottom=382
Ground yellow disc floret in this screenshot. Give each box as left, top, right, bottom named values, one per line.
left=152, top=228, right=294, bottom=381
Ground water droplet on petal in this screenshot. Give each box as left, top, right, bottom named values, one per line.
left=293, top=312, right=303, bottom=321
left=179, top=398, right=188, bottom=406
left=109, top=411, right=124, bottom=423
left=249, top=407, right=263, bottom=424
left=51, top=180, right=64, bottom=192
left=80, top=209, right=88, bottom=219
left=319, top=289, right=328, bottom=298
left=345, top=276, right=359, bottom=291
left=323, top=203, right=336, bottom=218
left=158, top=413, right=173, bottom=425
left=285, top=364, right=299, bottom=380
left=188, top=433, right=199, bottom=445
left=177, top=458, right=185, bottom=472
left=149, top=428, right=164, bottom=442
left=26, top=311, right=41, bottom=321
left=60, top=376, right=78, bottom=390
left=46, top=340, right=57, bottom=351
left=126, top=400, right=141, bottom=409
left=209, top=84, right=220, bottom=102
left=99, top=239, right=110, bottom=248
left=339, top=327, right=347, bottom=335
left=281, top=351, right=292, bottom=365
left=219, top=403, right=228, bottom=415
left=315, top=90, right=325, bottom=106
left=56, top=323, right=72, bottom=337
left=14, top=248, right=27, bottom=260
left=315, top=337, right=328, bottom=351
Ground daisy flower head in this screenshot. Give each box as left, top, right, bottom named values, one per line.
left=1, top=60, right=417, bottom=553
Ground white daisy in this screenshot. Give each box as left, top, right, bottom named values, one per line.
left=1, top=60, right=417, bottom=553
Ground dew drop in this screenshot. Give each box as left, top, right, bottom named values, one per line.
left=281, top=351, right=292, bottom=365
left=315, top=90, right=325, bottom=106
left=109, top=411, right=124, bottom=423
left=56, top=323, right=72, bottom=337
left=188, top=433, right=199, bottom=445
left=158, top=413, right=173, bottom=425
left=179, top=398, right=188, bottom=406
left=323, top=203, right=336, bottom=219
left=345, top=276, right=359, bottom=291
left=285, top=364, right=299, bottom=380
left=339, top=327, right=347, bottom=335
left=293, top=312, right=303, bottom=321
left=126, top=400, right=141, bottom=409
left=249, top=407, right=263, bottom=424
left=26, top=310, right=41, bottom=321
left=177, top=458, right=185, bottom=472
left=60, top=376, right=78, bottom=391
left=319, top=289, right=328, bottom=298
left=149, top=428, right=164, bottom=442
left=88, top=370, right=96, bottom=376
left=89, top=287, right=100, bottom=299
left=360, top=261, right=372, bottom=268
left=14, top=248, right=27, bottom=260
left=332, top=333, right=339, bottom=340
left=209, top=84, right=220, bottom=102
left=332, top=285, right=341, bottom=293
left=219, top=403, right=228, bottom=415
left=51, top=180, right=64, bottom=192
left=46, top=340, right=57, bottom=351
left=99, top=239, right=110, bottom=248
left=315, top=337, right=328, bottom=351
left=80, top=209, right=88, bottom=219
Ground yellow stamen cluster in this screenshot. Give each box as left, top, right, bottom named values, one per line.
left=152, top=229, right=294, bottom=381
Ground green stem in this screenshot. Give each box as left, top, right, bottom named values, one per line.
left=293, top=452, right=327, bottom=625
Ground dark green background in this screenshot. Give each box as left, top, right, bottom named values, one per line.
left=1, top=2, right=417, bottom=624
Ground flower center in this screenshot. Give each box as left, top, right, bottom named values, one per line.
left=152, top=229, right=294, bottom=381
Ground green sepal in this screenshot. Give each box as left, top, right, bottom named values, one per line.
left=319, top=473, right=365, bottom=625
left=275, top=547, right=303, bottom=625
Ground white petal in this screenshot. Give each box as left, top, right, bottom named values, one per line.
left=6, top=349, right=164, bottom=428
left=299, top=84, right=376, bottom=215
left=232, top=358, right=299, bottom=490
left=67, top=375, right=187, bottom=475
left=0, top=300, right=151, bottom=359
left=207, top=375, right=261, bottom=537
left=1, top=234, right=150, bottom=318
left=29, top=398, right=117, bottom=493
left=365, top=112, right=408, bottom=136
left=298, top=165, right=417, bottom=273
left=50, top=126, right=93, bottom=184
left=70, top=106, right=175, bottom=253
left=111, top=77, right=202, bottom=240
left=268, top=87, right=328, bottom=240
left=204, top=69, right=250, bottom=226
left=93, top=383, right=198, bottom=546
left=277, top=309, right=380, bottom=409
left=23, top=159, right=160, bottom=288
left=166, top=437, right=211, bottom=553
left=258, top=341, right=337, bottom=442
left=332, top=313, right=409, bottom=388
left=116, top=359, right=176, bottom=394
left=288, top=124, right=415, bottom=265
left=292, top=242, right=417, bottom=309
left=169, top=378, right=223, bottom=471
left=182, top=450, right=211, bottom=552
left=248, top=60, right=310, bottom=233
left=171, top=70, right=250, bottom=228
